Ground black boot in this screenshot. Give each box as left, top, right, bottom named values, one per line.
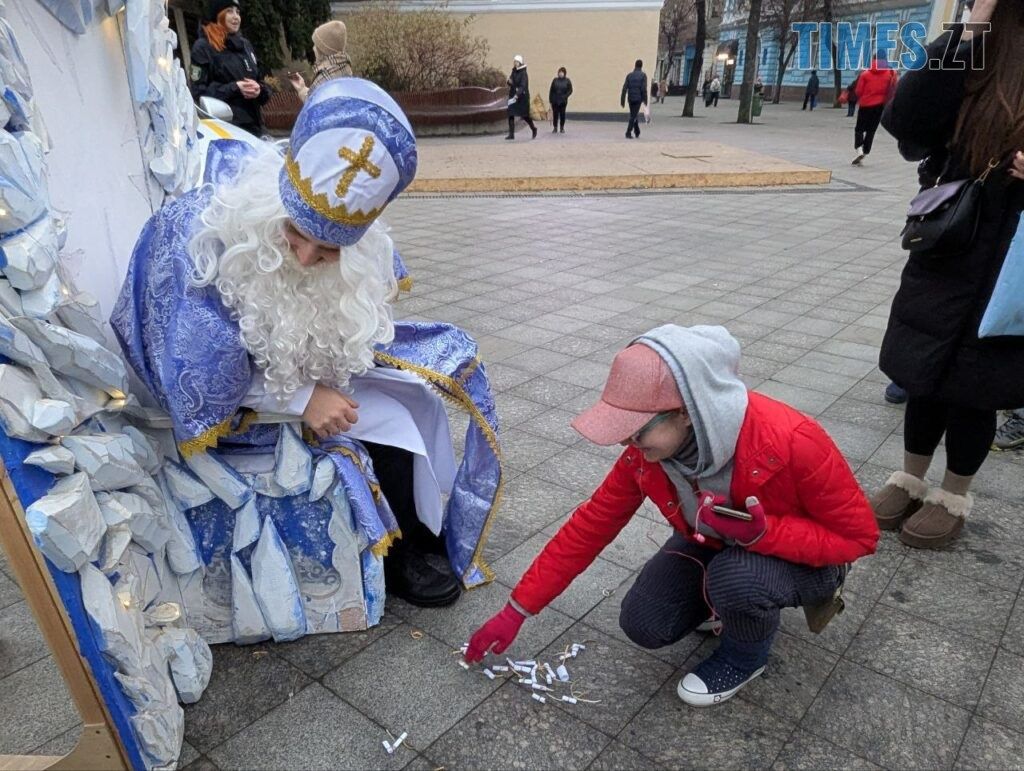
left=505, top=116, right=514, bottom=140
left=384, top=544, right=461, bottom=607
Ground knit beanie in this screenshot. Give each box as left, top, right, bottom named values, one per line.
left=312, top=20, right=348, bottom=56
left=205, top=0, right=240, bottom=23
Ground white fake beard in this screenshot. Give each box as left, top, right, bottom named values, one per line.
left=189, top=148, right=397, bottom=402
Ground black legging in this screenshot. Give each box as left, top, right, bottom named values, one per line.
left=903, top=396, right=998, bottom=476
left=551, top=102, right=567, bottom=130
left=855, top=104, right=885, bottom=154
left=508, top=115, right=536, bottom=136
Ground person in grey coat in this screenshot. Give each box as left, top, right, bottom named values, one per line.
left=621, top=59, right=648, bottom=139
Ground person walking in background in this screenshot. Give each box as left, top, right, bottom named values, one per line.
left=659, top=75, right=669, bottom=104
left=802, top=70, right=819, bottom=110
left=702, top=76, right=711, bottom=106
left=548, top=67, right=573, bottom=133
left=871, top=0, right=1024, bottom=549
left=190, top=0, right=270, bottom=136
left=845, top=72, right=860, bottom=117
left=288, top=20, right=352, bottom=102
left=709, top=75, right=721, bottom=107
left=852, top=55, right=898, bottom=165
left=621, top=59, right=648, bottom=139
left=505, top=55, right=537, bottom=141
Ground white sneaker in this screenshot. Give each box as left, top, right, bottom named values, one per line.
left=695, top=617, right=723, bottom=634
left=676, top=660, right=765, bottom=707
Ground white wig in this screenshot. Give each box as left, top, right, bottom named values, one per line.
left=189, top=146, right=396, bottom=401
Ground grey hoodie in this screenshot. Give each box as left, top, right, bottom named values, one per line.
left=633, top=325, right=749, bottom=540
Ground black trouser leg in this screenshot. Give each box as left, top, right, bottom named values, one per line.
left=856, top=105, right=884, bottom=153
left=507, top=115, right=515, bottom=137
left=523, top=116, right=536, bottom=131
left=627, top=100, right=641, bottom=135
left=362, top=441, right=436, bottom=551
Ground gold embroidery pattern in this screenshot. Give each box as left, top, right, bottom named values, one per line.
left=178, top=409, right=259, bottom=459
left=336, top=136, right=381, bottom=197
left=285, top=150, right=386, bottom=226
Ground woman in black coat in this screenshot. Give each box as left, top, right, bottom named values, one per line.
left=505, top=55, right=537, bottom=141
left=871, top=0, right=1024, bottom=549
left=548, top=67, right=573, bottom=133
left=191, top=0, right=270, bottom=136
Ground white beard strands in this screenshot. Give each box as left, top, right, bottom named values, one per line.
left=188, top=147, right=397, bottom=403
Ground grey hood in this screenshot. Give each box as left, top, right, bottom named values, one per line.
left=634, top=324, right=748, bottom=478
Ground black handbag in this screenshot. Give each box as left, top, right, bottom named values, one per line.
left=901, top=159, right=998, bottom=257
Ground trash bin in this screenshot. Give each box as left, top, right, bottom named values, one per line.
left=752, top=93, right=763, bottom=117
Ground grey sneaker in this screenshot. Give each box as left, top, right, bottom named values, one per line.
left=992, top=413, right=1024, bottom=451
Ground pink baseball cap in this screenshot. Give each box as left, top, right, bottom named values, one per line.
left=571, top=343, right=684, bottom=445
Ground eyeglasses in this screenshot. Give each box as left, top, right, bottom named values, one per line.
left=628, top=411, right=676, bottom=444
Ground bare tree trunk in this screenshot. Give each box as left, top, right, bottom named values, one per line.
left=683, top=0, right=706, bottom=118
left=773, top=41, right=796, bottom=103
left=737, top=0, right=764, bottom=124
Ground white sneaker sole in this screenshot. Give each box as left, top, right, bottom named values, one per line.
left=676, top=666, right=765, bottom=707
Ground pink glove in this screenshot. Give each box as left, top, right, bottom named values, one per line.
left=465, top=603, right=525, bottom=663
left=697, top=493, right=768, bottom=546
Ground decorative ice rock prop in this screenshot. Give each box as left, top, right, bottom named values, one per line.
left=114, top=545, right=164, bottom=610
left=156, top=627, right=212, bottom=704
left=63, top=433, right=149, bottom=491
left=0, top=278, right=23, bottom=315
left=34, top=0, right=96, bottom=35
left=309, top=456, right=336, bottom=502
left=0, top=363, right=47, bottom=441
left=96, top=490, right=169, bottom=555
left=13, top=317, right=129, bottom=394
left=251, top=516, right=306, bottom=642
left=98, top=523, right=132, bottom=572
left=0, top=215, right=57, bottom=290
left=185, top=450, right=252, bottom=510
left=25, top=472, right=105, bottom=572
left=273, top=423, right=312, bottom=496
left=56, top=291, right=108, bottom=344
left=30, top=398, right=77, bottom=435
left=0, top=131, right=47, bottom=234
left=24, top=444, right=76, bottom=475
left=80, top=563, right=145, bottom=666
left=146, top=476, right=202, bottom=576
left=114, top=645, right=184, bottom=767
left=121, top=425, right=163, bottom=473
left=162, top=461, right=215, bottom=510
left=230, top=553, right=271, bottom=644
left=0, top=317, right=89, bottom=415
left=232, top=497, right=260, bottom=553
left=21, top=271, right=64, bottom=318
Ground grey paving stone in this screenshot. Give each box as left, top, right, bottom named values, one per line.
left=954, top=717, right=1024, bottom=771
left=845, top=604, right=996, bottom=709
left=426, top=681, right=610, bottom=771
left=500, top=428, right=568, bottom=473
left=771, top=730, right=882, bottom=770
left=801, top=660, right=970, bottom=770
left=376, top=585, right=575, bottom=665
left=273, top=612, right=403, bottom=679
left=181, top=756, right=220, bottom=771
left=0, top=657, right=79, bottom=754
left=515, top=407, right=585, bottom=447
left=322, top=626, right=498, bottom=747
left=208, top=684, right=410, bottom=770
left=770, top=365, right=860, bottom=397
left=178, top=740, right=201, bottom=768
left=493, top=393, right=552, bottom=428
left=589, top=740, right=664, bottom=770
left=183, top=644, right=312, bottom=753
left=586, top=514, right=673, bottom=572
left=901, top=521, right=1024, bottom=592
left=494, top=533, right=633, bottom=620
left=534, top=447, right=616, bottom=497
left=1004, top=597, right=1024, bottom=658
left=485, top=362, right=537, bottom=392
left=0, top=570, right=21, bottom=611
left=537, top=623, right=674, bottom=734
left=977, top=648, right=1024, bottom=734
left=618, top=675, right=793, bottom=769
left=815, top=417, right=890, bottom=464
left=841, top=548, right=904, bottom=601
left=0, top=600, right=47, bottom=678
left=881, top=558, right=1016, bottom=644
left=821, top=397, right=904, bottom=434
left=778, top=589, right=872, bottom=656
left=754, top=381, right=838, bottom=416
left=29, top=724, right=81, bottom=756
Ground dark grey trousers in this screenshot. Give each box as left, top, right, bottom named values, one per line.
left=619, top=532, right=843, bottom=665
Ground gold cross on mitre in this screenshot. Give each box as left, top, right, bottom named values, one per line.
left=335, top=136, right=382, bottom=197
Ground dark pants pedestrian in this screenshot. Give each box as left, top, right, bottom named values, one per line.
left=619, top=533, right=843, bottom=669
left=847, top=100, right=856, bottom=117
left=904, top=397, right=998, bottom=476
left=710, top=92, right=719, bottom=107
left=626, top=100, right=642, bottom=137
left=551, top=102, right=567, bottom=132
left=802, top=92, right=817, bottom=110
left=854, top=104, right=885, bottom=154
left=507, top=114, right=537, bottom=139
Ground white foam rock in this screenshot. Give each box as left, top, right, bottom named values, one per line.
left=80, top=563, right=145, bottom=667
left=153, top=477, right=202, bottom=576
left=309, top=457, right=336, bottom=502
left=25, top=472, right=105, bottom=572
left=20, top=271, right=63, bottom=318
left=156, top=627, right=213, bottom=704
left=0, top=216, right=57, bottom=290
left=62, top=433, right=149, bottom=491
left=0, top=364, right=47, bottom=442
left=230, top=553, right=271, bottom=644
left=97, top=490, right=169, bottom=553
left=185, top=449, right=252, bottom=509
left=30, top=398, right=77, bottom=435
left=273, top=423, right=312, bottom=496
left=162, top=462, right=215, bottom=510
left=121, top=425, right=163, bottom=473
left=0, top=131, right=47, bottom=233
left=98, top=523, right=132, bottom=572
left=251, top=516, right=306, bottom=642
left=24, top=445, right=76, bottom=475
left=12, top=317, right=129, bottom=394
left=55, top=291, right=107, bottom=344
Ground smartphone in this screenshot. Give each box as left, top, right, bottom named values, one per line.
left=712, top=505, right=753, bottom=522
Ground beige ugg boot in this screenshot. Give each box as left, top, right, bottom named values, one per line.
left=870, top=471, right=928, bottom=530
left=899, top=488, right=972, bottom=549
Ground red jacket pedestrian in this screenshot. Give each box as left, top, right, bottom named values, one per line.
left=466, top=325, right=878, bottom=707
left=854, top=58, right=897, bottom=108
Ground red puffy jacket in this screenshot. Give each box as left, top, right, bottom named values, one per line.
left=510, top=392, right=878, bottom=615
left=854, top=60, right=898, bottom=108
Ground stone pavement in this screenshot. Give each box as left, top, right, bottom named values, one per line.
left=3, top=97, right=1023, bottom=770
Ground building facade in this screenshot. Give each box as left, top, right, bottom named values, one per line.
left=713, top=0, right=965, bottom=102
left=333, top=0, right=662, bottom=114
